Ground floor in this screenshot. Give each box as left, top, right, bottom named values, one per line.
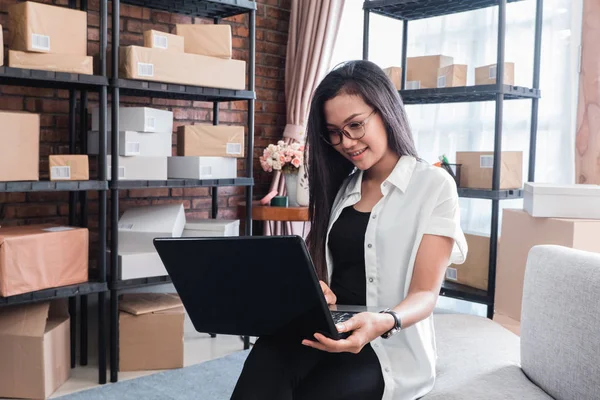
left=33, top=293, right=486, bottom=399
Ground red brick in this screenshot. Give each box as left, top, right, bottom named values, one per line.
left=58, top=204, right=70, bottom=216
left=256, top=29, right=264, bottom=41
left=88, top=42, right=101, bottom=56
left=257, top=16, right=278, bottom=30
left=228, top=195, right=245, bottom=207
left=191, top=198, right=212, bottom=209
left=185, top=210, right=210, bottom=220
left=143, top=7, right=151, bottom=19
left=0, top=96, right=25, bottom=110
left=120, top=32, right=143, bottom=46
left=4, top=204, right=58, bottom=219
left=171, top=14, right=192, bottom=25
left=256, top=66, right=280, bottom=78
left=151, top=10, right=172, bottom=24
left=129, top=189, right=170, bottom=198
left=151, top=199, right=191, bottom=209
left=40, top=129, right=62, bottom=143
left=233, top=25, right=249, bottom=37
left=0, top=193, right=26, bottom=203
left=232, top=37, right=249, bottom=49
left=120, top=95, right=152, bottom=104
left=126, top=20, right=143, bottom=33
left=230, top=101, right=248, bottom=111
left=218, top=186, right=246, bottom=196
left=142, top=22, right=170, bottom=33
left=88, top=27, right=100, bottom=41
left=262, top=0, right=280, bottom=6
left=192, top=101, right=214, bottom=109
left=121, top=4, right=143, bottom=19
left=152, top=98, right=192, bottom=107
left=225, top=14, right=246, bottom=24
left=182, top=188, right=210, bottom=197
left=173, top=108, right=210, bottom=121
left=217, top=208, right=239, bottom=219
left=278, top=19, right=289, bottom=32
left=2, top=86, right=55, bottom=97
left=256, top=88, right=278, bottom=102
left=280, top=0, right=292, bottom=10
left=171, top=188, right=183, bottom=197
left=267, top=7, right=289, bottom=20
left=255, top=113, right=279, bottom=126
left=266, top=30, right=288, bottom=44
left=218, top=112, right=246, bottom=124
left=88, top=13, right=100, bottom=28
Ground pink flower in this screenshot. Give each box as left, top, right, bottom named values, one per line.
left=298, top=145, right=305, bottom=152
left=279, top=155, right=286, bottom=164
left=285, top=156, right=292, bottom=162
left=291, top=158, right=301, bottom=168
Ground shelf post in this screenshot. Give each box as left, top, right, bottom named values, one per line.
left=528, top=0, right=544, bottom=182
left=212, top=17, right=221, bottom=220
left=401, top=20, right=408, bottom=90
left=362, top=8, right=369, bottom=60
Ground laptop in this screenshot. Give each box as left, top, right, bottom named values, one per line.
left=153, top=235, right=365, bottom=341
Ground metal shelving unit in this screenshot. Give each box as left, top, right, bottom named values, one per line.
left=0, top=0, right=110, bottom=385
left=363, top=0, right=544, bottom=318
left=107, top=0, right=256, bottom=383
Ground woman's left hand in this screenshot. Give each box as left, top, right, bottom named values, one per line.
left=301, top=312, right=395, bottom=354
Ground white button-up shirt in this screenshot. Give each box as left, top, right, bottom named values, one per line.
left=325, top=156, right=467, bottom=400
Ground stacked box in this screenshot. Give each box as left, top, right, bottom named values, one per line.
left=0, top=110, right=40, bottom=182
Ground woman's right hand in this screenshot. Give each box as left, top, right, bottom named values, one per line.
left=319, top=281, right=337, bottom=305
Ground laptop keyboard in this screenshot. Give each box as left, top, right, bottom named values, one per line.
left=330, top=311, right=356, bottom=325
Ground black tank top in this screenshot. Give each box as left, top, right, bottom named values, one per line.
left=328, top=205, right=370, bottom=306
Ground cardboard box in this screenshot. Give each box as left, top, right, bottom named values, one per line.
left=446, top=233, right=490, bottom=291
left=49, top=155, right=89, bottom=181
left=493, top=312, right=520, bottom=336
left=406, top=55, right=454, bottom=89
left=106, top=155, right=168, bottom=181
left=177, top=124, right=244, bottom=158
left=144, top=30, right=185, bottom=53
left=118, top=203, right=186, bottom=252
left=0, top=110, right=39, bottom=182
left=0, top=301, right=70, bottom=399
left=456, top=151, right=523, bottom=190
left=437, top=64, right=467, bottom=88
left=91, top=106, right=174, bottom=133
left=0, top=225, right=88, bottom=297
left=475, top=63, right=515, bottom=85
left=524, top=182, right=600, bottom=219
left=0, top=24, right=4, bottom=66
left=120, top=46, right=246, bottom=90
left=88, top=131, right=173, bottom=157
left=9, top=50, right=93, bottom=75
left=383, top=66, right=403, bottom=90
left=175, top=24, right=232, bottom=59
left=119, top=293, right=184, bottom=371
left=8, top=1, right=87, bottom=56
left=495, top=209, right=600, bottom=321
left=114, top=249, right=168, bottom=280
left=182, top=219, right=240, bottom=237
left=167, top=156, right=237, bottom=180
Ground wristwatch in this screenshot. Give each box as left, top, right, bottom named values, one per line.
left=379, top=308, right=402, bottom=339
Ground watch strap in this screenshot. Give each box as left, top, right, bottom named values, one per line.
left=379, top=308, right=401, bottom=339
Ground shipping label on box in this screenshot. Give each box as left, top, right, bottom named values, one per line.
left=456, top=151, right=523, bottom=190
left=175, top=24, right=232, bottom=59
left=8, top=1, right=87, bottom=55
left=88, top=131, right=172, bottom=157
left=9, top=50, right=93, bottom=75
left=167, top=156, right=238, bottom=180
left=0, top=110, right=39, bottom=182
left=106, top=156, right=168, bottom=181
left=144, top=30, right=185, bottom=53
left=49, top=155, right=89, bottom=181
left=177, top=124, right=245, bottom=158
left=0, top=301, right=70, bottom=399
left=437, top=64, right=467, bottom=88
left=407, top=55, right=454, bottom=89
left=91, top=106, right=174, bottom=133
left=446, top=233, right=490, bottom=291
left=120, top=46, right=246, bottom=90
left=0, top=225, right=88, bottom=297
left=475, top=62, right=515, bottom=85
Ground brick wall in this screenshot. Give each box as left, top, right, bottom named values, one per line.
left=0, top=0, right=291, bottom=256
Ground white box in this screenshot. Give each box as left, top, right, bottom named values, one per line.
left=91, top=107, right=173, bottom=133
left=524, top=182, right=600, bottom=219
left=182, top=219, right=240, bottom=237
left=116, top=250, right=167, bottom=280
left=167, top=157, right=237, bottom=180
left=118, top=203, right=186, bottom=252
left=106, top=156, right=168, bottom=180
left=88, top=131, right=172, bottom=157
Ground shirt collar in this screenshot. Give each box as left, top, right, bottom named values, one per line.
left=344, top=156, right=417, bottom=196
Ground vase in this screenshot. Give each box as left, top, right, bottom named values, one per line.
left=296, top=165, right=309, bottom=207
left=284, top=172, right=299, bottom=207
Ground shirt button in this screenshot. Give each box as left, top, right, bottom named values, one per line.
left=369, top=277, right=374, bottom=283
left=385, top=367, right=390, bottom=372
left=367, top=244, right=373, bottom=248
left=372, top=215, right=377, bottom=219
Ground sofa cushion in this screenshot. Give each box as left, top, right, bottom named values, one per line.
left=521, top=245, right=600, bottom=400
left=423, top=314, right=552, bottom=399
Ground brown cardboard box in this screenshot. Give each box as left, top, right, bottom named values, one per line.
left=475, top=62, right=515, bottom=85
left=0, top=225, right=89, bottom=297
left=0, top=24, right=4, bottom=66
left=383, top=66, right=403, bottom=90
left=446, top=233, right=490, bottom=291
left=175, top=24, right=232, bottom=59
left=49, top=155, right=90, bottom=181
left=143, top=30, right=185, bottom=53
left=495, top=209, right=600, bottom=321
left=177, top=124, right=245, bottom=158
left=119, top=293, right=185, bottom=371
left=493, top=312, right=520, bottom=336
left=437, top=64, right=467, bottom=88
left=406, top=55, right=454, bottom=89
left=120, top=46, right=245, bottom=90
left=0, top=300, right=70, bottom=399
left=8, top=1, right=87, bottom=56
left=456, top=151, right=523, bottom=189
left=0, top=110, right=39, bottom=182
left=9, top=50, right=94, bottom=75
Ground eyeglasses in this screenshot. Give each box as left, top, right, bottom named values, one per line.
left=322, top=109, right=377, bottom=146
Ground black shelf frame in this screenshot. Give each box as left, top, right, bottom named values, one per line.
left=0, top=0, right=109, bottom=385
left=363, top=0, right=544, bottom=318
left=107, top=0, right=256, bottom=383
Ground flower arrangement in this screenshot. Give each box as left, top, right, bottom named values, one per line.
left=259, top=140, right=305, bottom=174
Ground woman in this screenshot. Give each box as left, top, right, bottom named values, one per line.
left=231, top=60, right=467, bottom=400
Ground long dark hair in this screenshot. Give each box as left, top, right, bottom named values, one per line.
left=305, top=60, right=418, bottom=282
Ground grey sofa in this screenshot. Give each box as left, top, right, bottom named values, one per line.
left=424, top=245, right=600, bottom=399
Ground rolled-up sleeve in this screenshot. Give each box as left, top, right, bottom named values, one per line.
left=423, top=176, right=468, bottom=265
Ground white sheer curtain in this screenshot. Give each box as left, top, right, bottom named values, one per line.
left=330, top=0, right=582, bottom=236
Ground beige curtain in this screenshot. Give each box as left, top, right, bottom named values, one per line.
left=264, top=0, right=346, bottom=236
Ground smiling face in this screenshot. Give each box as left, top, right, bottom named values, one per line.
left=324, top=93, right=396, bottom=172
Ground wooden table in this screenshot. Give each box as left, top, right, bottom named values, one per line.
left=238, top=202, right=310, bottom=235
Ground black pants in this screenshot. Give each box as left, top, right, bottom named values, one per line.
left=230, top=336, right=385, bottom=400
